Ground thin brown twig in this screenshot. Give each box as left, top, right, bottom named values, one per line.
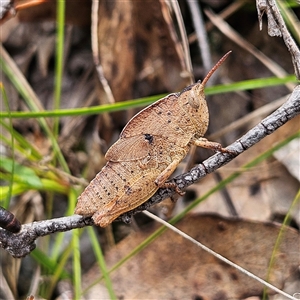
left=186, top=0, right=212, bottom=75
left=208, top=94, right=287, bottom=141
left=91, top=0, right=115, bottom=104
left=188, top=1, right=245, bottom=43
left=204, top=8, right=296, bottom=91
left=166, top=0, right=194, bottom=83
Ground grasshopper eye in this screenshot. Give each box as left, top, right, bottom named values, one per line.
left=188, top=89, right=200, bottom=109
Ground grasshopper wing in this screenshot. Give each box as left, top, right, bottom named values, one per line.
left=105, top=134, right=153, bottom=162
left=120, top=94, right=192, bottom=146
left=120, top=111, right=166, bottom=138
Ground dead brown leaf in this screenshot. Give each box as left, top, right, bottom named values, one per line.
left=83, top=214, right=300, bottom=299
left=95, top=0, right=190, bottom=141
left=96, top=0, right=188, bottom=103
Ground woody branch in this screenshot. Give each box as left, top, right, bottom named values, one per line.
left=0, top=0, right=300, bottom=258
left=0, top=85, right=299, bottom=258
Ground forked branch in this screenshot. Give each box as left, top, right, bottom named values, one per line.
left=0, top=0, right=300, bottom=258
left=0, top=85, right=299, bottom=258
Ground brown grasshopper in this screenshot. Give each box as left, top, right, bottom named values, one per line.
left=75, top=51, right=232, bottom=227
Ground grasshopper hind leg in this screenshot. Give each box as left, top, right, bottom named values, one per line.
left=154, top=159, right=185, bottom=196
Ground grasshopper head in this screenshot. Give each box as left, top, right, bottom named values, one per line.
left=187, top=82, right=205, bottom=109
left=187, top=51, right=232, bottom=110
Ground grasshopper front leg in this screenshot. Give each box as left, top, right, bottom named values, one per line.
left=192, top=137, right=233, bottom=153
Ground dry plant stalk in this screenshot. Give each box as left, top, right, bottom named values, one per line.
left=75, top=52, right=233, bottom=227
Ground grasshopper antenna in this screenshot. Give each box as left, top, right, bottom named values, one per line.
left=201, top=51, right=232, bottom=87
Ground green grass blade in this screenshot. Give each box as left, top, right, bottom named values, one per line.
left=72, top=228, right=82, bottom=300
left=0, top=45, right=70, bottom=172
left=206, top=75, right=298, bottom=94
left=1, top=158, right=42, bottom=187
left=30, top=248, right=71, bottom=279
left=53, top=0, right=65, bottom=139
left=0, top=120, right=42, bottom=159
left=0, top=178, right=69, bottom=201
left=262, top=189, right=300, bottom=300
left=0, top=94, right=164, bottom=118
left=276, top=0, right=300, bottom=45
left=0, top=74, right=297, bottom=119
left=51, top=188, right=77, bottom=261
left=0, top=84, right=14, bottom=208
left=87, top=226, right=117, bottom=299
left=46, top=241, right=75, bottom=299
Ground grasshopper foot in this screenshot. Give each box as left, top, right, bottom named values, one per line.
left=158, top=181, right=185, bottom=196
